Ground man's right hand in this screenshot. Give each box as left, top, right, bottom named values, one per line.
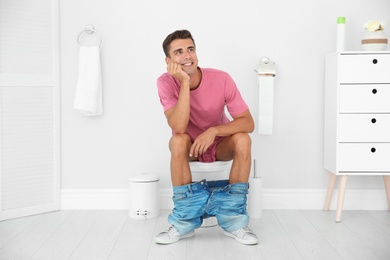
left=167, top=61, right=190, bottom=85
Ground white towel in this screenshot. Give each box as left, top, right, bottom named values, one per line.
left=74, top=46, right=103, bottom=116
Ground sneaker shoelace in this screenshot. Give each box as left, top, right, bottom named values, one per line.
left=166, top=226, right=179, bottom=237
left=234, top=227, right=255, bottom=238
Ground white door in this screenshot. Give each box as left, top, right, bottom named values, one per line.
left=0, top=0, right=60, bottom=221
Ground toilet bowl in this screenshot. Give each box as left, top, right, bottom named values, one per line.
left=190, top=160, right=232, bottom=227
left=190, top=160, right=232, bottom=182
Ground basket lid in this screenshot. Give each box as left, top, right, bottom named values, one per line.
left=128, top=173, right=159, bottom=182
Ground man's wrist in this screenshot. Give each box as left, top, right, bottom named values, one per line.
left=209, top=126, right=219, bottom=136
left=179, top=77, right=190, bottom=87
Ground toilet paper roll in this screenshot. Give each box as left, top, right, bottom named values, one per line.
left=258, top=76, right=274, bottom=135
left=248, top=177, right=263, bottom=218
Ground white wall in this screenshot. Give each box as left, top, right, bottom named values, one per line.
left=60, top=0, right=390, bottom=197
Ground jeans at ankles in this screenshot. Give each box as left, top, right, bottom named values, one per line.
left=206, top=182, right=249, bottom=232
left=168, top=180, right=210, bottom=235
left=168, top=180, right=249, bottom=235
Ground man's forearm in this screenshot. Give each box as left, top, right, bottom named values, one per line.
left=166, top=81, right=191, bottom=133
left=212, top=110, right=254, bottom=137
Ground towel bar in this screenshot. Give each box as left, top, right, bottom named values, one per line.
left=77, top=25, right=102, bottom=47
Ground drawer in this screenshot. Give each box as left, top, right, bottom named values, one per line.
left=339, top=114, right=390, bottom=142
left=339, top=84, right=390, bottom=113
left=338, top=143, right=390, bottom=172
left=339, top=54, right=390, bottom=83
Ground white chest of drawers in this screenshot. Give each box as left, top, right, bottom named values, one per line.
left=323, top=52, right=390, bottom=222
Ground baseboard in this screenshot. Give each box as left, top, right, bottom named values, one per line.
left=61, top=188, right=389, bottom=210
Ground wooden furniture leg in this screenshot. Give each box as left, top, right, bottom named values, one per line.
left=336, top=175, right=348, bottom=223
left=384, top=176, right=390, bottom=211
left=324, top=173, right=337, bottom=211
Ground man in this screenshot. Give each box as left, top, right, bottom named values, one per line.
left=155, top=29, right=258, bottom=245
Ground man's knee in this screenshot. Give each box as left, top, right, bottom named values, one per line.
left=231, top=133, right=252, bottom=152
left=169, top=133, right=192, bottom=154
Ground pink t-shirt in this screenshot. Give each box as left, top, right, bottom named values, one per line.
left=157, top=67, right=248, bottom=141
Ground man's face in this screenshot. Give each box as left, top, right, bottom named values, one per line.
left=166, top=38, right=199, bottom=75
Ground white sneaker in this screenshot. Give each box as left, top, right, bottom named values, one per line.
left=223, top=227, right=258, bottom=245
left=155, top=226, right=195, bottom=244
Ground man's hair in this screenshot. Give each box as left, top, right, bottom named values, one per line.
left=162, top=29, right=196, bottom=58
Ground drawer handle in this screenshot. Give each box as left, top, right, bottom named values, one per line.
left=372, top=59, right=378, bottom=64
left=372, top=88, right=377, bottom=94
left=371, top=147, right=376, bottom=153
left=371, top=118, right=377, bottom=123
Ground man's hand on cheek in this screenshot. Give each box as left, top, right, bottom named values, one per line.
left=167, top=61, right=190, bottom=83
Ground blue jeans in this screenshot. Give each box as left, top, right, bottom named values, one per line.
left=168, top=180, right=249, bottom=235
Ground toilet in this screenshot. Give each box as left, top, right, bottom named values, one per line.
left=190, top=160, right=232, bottom=227
left=190, top=160, right=232, bottom=181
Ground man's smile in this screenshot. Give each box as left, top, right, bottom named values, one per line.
left=181, top=62, right=193, bottom=67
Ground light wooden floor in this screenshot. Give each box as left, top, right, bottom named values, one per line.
left=1, top=209, right=390, bottom=260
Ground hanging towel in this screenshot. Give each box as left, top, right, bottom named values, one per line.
left=74, top=46, right=103, bottom=116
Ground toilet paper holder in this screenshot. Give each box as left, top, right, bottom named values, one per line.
left=255, top=57, right=276, bottom=77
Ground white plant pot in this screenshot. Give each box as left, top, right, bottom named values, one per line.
left=361, top=30, right=388, bottom=51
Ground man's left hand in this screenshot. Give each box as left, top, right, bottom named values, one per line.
left=189, top=127, right=218, bottom=157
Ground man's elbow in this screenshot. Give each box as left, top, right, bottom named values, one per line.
left=173, top=128, right=187, bottom=134
left=241, top=110, right=255, bottom=133
left=245, top=113, right=255, bottom=133
left=247, top=120, right=255, bottom=133
left=169, top=123, right=187, bottom=134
